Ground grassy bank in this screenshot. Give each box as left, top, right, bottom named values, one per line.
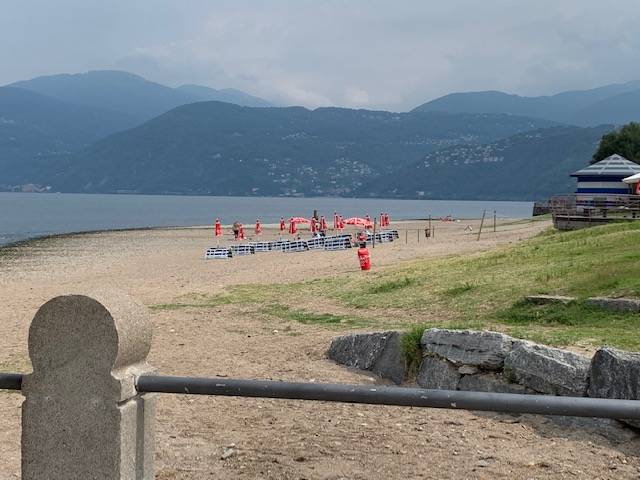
left=155, top=222, right=640, bottom=352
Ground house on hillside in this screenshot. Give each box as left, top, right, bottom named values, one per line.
left=571, top=154, right=640, bottom=203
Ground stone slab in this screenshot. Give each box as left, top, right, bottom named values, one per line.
left=458, top=373, right=531, bottom=394
left=504, top=342, right=590, bottom=396
left=327, top=331, right=405, bottom=384
left=421, top=328, right=514, bottom=370
left=416, top=356, right=460, bottom=390
left=586, top=297, right=640, bottom=313
left=525, top=295, right=575, bottom=305
left=588, top=347, right=640, bottom=428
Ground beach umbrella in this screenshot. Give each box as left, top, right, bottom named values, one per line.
left=279, top=217, right=286, bottom=231
left=289, top=216, right=311, bottom=224
left=343, top=217, right=373, bottom=228
left=255, top=218, right=262, bottom=235
left=333, top=212, right=339, bottom=230
left=623, top=173, right=640, bottom=184
left=289, top=220, right=297, bottom=235
left=310, top=218, right=317, bottom=233
left=386, top=213, right=391, bottom=226
left=214, top=218, right=222, bottom=237
left=379, top=213, right=384, bottom=227
left=320, top=216, right=327, bottom=232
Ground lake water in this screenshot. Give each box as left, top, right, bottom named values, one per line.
left=0, top=193, right=533, bottom=246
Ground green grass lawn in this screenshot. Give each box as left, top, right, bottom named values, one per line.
left=156, top=222, right=640, bottom=352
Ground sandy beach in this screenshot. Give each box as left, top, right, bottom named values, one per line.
left=2, top=218, right=639, bottom=479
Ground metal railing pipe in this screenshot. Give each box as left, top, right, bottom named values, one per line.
left=135, top=375, right=640, bottom=420
left=0, top=373, right=22, bottom=391
left=4, top=372, right=640, bottom=420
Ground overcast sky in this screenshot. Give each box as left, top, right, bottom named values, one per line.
left=3, top=1, right=640, bottom=111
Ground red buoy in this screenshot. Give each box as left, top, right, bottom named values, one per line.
left=357, top=244, right=371, bottom=271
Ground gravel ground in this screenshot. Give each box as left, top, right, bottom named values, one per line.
left=1, top=219, right=639, bottom=479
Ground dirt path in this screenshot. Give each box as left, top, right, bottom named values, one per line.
left=2, top=219, right=640, bottom=479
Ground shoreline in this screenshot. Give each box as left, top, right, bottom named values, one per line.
left=0, top=224, right=214, bottom=251
left=0, top=215, right=529, bottom=251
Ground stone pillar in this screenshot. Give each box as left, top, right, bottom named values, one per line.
left=21, top=290, right=156, bottom=480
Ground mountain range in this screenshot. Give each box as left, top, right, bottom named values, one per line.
left=8, top=70, right=273, bottom=123
left=414, top=80, right=640, bottom=127
left=1, top=70, right=638, bottom=199
left=37, top=103, right=557, bottom=196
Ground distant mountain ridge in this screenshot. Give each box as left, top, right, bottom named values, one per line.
left=176, top=84, right=273, bottom=108
left=33, top=102, right=558, bottom=197
left=413, top=81, right=640, bottom=126
left=8, top=70, right=274, bottom=122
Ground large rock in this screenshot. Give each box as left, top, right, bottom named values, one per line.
left=458, top=373, right=531, bottom=394
left=327, top=331, right=405, bottom=384
left=504, top=343, right=590, bottom=396
left=588, top=347, right=640, bottom=428
left=416, top=356, right=460, bottom=390
left=421, top=328, right=514, bottom=370
left=586, top=297, right=640, bottom=313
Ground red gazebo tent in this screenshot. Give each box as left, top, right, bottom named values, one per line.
left=343, top=217, right=373, bottom=229
left=289, top=217, right=311, bottom=231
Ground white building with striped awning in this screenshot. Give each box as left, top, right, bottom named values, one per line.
left=571, top=154, right=640, bottom=201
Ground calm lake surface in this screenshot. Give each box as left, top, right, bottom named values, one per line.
left=0, top=193, right=533, bottom=246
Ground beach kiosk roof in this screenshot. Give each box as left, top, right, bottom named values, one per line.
left=571, top=154, right=640, bottom=197
left=570, top=154, right=640, bottom=178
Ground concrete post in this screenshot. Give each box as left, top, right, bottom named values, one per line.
left=21, top=290, right=156, bottom=480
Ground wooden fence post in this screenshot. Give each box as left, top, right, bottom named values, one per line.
left=477, top=210, right=486, bottom=241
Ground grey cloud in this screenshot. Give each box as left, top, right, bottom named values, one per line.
left=2, top=0, right=640, bottom=111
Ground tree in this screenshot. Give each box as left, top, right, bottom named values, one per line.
left=592, top=122, right=640, bottom=163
